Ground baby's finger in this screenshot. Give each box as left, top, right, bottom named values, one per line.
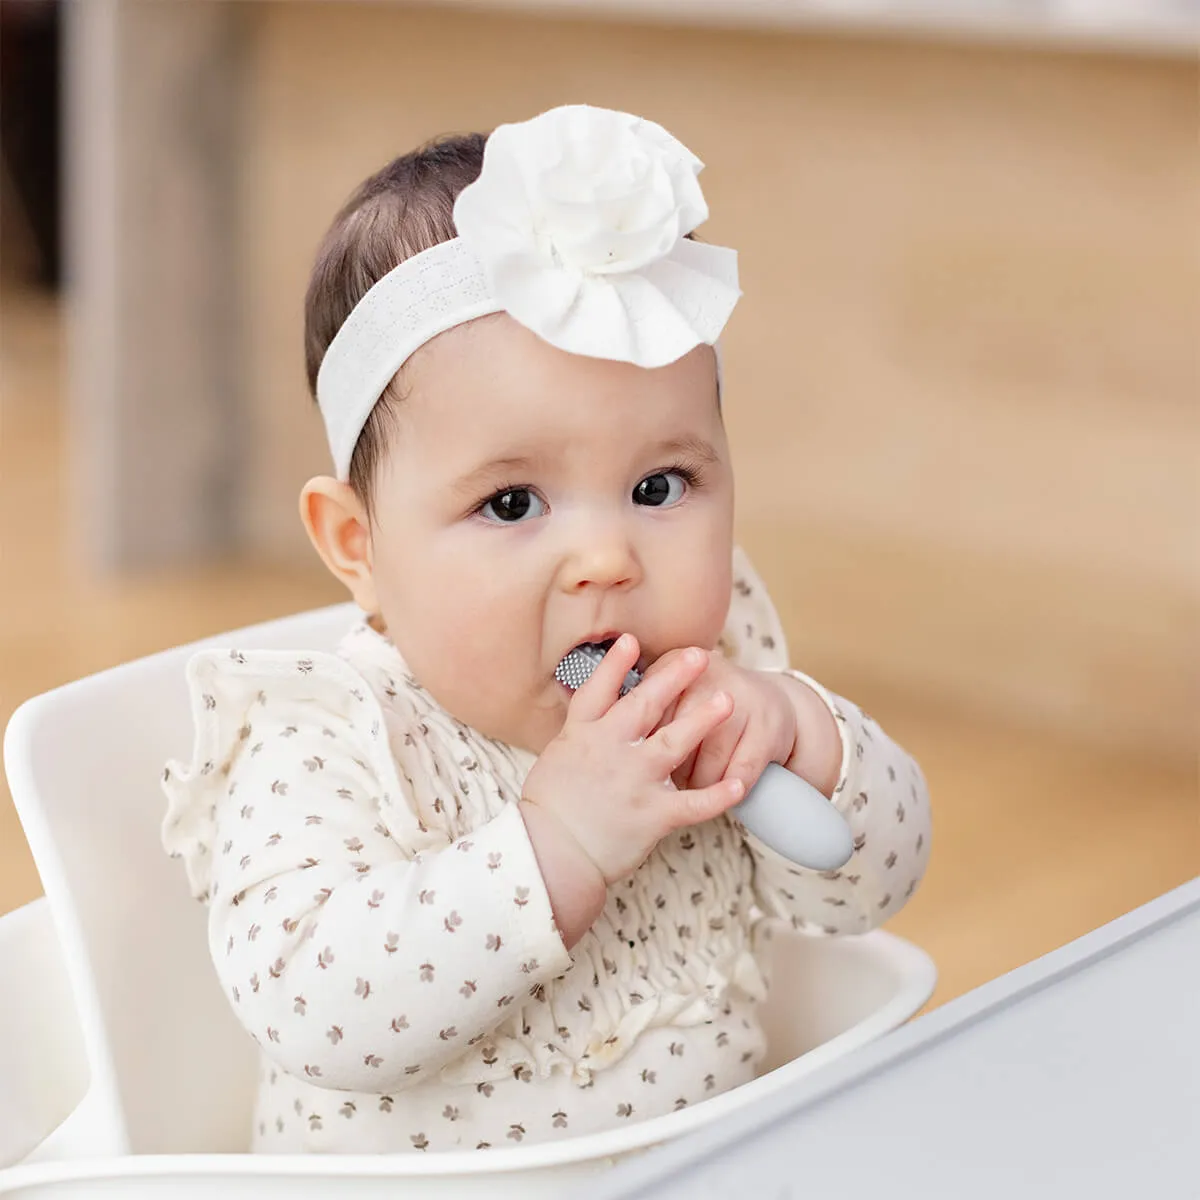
left=649, top=690, right=734, bottom=773
left=611, top=647, right=709, bottom=740
left=723, top=733, right=776, bottom=795
left=685, top=715, right=746, bottom=790
left=669, top=776, right=746, bottom=831
left=567, top=634, right=641, bottom=723
left=670, top=746, right=700, bottom=791
left=636, top=646, right=690, bottom=682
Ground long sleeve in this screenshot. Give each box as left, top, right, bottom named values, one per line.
left=744, top=671, right=931, bottom=934
left=718, top=546, right=930, bottom=935
left=163, top=651, right=572, bottom=1095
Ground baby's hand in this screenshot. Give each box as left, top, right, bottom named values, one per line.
left=646, top=652, right=813, bottom=796
left=522, top=635, right=745, bottom=884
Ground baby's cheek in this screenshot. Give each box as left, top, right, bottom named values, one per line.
left=680, top=560, right=733, bottom=650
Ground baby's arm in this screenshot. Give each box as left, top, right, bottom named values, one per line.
left=746, top=674, right=931, bottom=934
left=205, top=699, right=574, bottom=1095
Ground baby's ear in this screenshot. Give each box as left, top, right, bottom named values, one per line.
left=299, top=477, right=380, bottom=614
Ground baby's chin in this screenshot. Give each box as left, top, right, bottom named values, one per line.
left=513, top=687, right=572, bottom=755
left=454, top=684, right=569, bottom=758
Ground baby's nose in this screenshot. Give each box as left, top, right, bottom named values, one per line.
left=558, top=520, right=642, bottom=593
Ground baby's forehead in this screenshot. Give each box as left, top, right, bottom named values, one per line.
left=402, top=315, right=720, bottom=434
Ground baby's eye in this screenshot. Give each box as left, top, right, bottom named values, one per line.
left=633, top=471, right=688, bottom=508
left=479, top=488, right=546, bottom=524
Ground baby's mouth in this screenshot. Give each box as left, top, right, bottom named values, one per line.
left=600, top=638, right=652, bottom=676
left=573, top=635, right=651, bottom=670
left=555, top=637, right=647, bottom=695
left=562, top=633, right=618, bottom=666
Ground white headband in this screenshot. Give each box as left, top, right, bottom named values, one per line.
left=316, top=105, right=741, bottom=481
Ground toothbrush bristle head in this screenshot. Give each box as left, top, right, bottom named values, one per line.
left=554, top=644, right=606, bottom=691
left=555, top=642, right=642, bottom=696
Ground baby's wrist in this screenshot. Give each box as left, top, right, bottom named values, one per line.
left=518, top=799, right=607, bottom=948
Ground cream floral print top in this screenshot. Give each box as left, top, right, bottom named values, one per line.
left=162, top=548, right=930, bottom=1153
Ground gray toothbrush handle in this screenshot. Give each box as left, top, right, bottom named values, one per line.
left=731, top=762, right=854, bottom=871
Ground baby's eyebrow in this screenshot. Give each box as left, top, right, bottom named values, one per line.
left=652, top=435, right=720, bottom=465
left=449, top=455, right=537, bottom=499
left=448, top=436, right=719, bottom=499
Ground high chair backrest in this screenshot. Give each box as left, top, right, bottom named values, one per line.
left=3, top=604, right=361, bottom=1154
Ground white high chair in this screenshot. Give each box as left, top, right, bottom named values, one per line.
left=0, top=605, right=936, bottom=1198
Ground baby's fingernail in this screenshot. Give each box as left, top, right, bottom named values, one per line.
left=711, top=690, right=731, bottom=708
left=615, top=634, right=633, bottom=651
left=728, top=778, right=745, bottom=798
left=684, top=647, right=705, bottom=666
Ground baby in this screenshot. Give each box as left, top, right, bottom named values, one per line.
left=162, top=105, right=930, bottom=1154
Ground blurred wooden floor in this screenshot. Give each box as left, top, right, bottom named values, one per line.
left=1, top=280, right=1196, bottom=1010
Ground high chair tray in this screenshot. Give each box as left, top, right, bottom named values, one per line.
left=587, top=876, right=1200, bottom=1200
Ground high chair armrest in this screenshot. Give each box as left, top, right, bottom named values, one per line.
left=0, top=899, right=90, bottom=1167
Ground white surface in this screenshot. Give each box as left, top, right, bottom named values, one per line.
left=0, top=902, right=90, bottom=1168
left=585, top=877, right=1200, bottom=1199
left=0, top=604, right=934, bottom=1196
left=420, top=0, right=1200, bottom=55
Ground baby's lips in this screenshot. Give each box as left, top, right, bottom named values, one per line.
left=557, top=632, right=626, bottom=666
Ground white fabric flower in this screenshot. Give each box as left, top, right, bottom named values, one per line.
left=452, top=105, right=739, bottom=369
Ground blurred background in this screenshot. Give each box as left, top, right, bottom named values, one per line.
left=1, top=0, right=1196, bottom=1008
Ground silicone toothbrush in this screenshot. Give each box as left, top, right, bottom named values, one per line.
left=555, top=642, right=854, bottom=870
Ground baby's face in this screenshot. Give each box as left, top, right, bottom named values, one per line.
left=367, top=315, right=734, bottom=755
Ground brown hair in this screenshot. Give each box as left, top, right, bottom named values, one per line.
left=303, top=132, right=488, bottom=514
